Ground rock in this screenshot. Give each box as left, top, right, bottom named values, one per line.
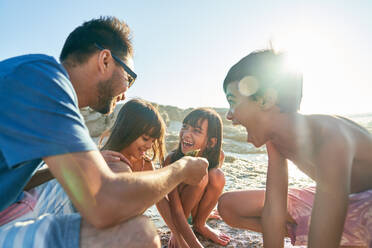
left=80, top=102, right=238, bottom=145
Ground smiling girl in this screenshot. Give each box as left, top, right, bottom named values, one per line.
left=158, top=108, right=230, bottom=248
left=100, top=98, right=166, bottom=174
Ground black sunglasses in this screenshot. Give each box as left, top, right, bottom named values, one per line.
left=94, top=43, right=137, bottom=88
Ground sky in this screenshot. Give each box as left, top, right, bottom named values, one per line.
left=1, top=0, right=371, bottom=115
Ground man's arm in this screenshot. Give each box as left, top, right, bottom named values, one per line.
left=262, top=141, right=288, bottom=248
left=24, top=150, right=127, bottom=191
left=44, top=150, right=208, bottom=229
left=308, top=136, right=353, bottom=248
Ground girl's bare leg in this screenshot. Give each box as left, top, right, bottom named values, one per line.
left=179, top=174, right=209, bottom=218
left=192, top=168, right=231, bottom=245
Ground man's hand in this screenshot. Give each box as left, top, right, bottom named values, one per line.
left=100, top=150, right=126, bottom=163
left=180, top=156, right=208, bottom=185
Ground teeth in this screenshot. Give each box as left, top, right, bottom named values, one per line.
left=183, top=140, right=193, bottom=146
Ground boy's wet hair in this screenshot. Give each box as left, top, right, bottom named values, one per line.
left=102, top=98, right=166, bottom=164
left=60, top=16, right=133, bottom=65
left=171, top=108, right=223, bottom=170
left=223, top=49, right=303, bottom=112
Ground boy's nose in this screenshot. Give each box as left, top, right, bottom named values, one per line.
left=226, top=110, right=233, bottom=120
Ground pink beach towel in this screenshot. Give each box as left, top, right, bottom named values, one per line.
left=287, top=187, right=372, bottom=247
left=0, top=190, right=38, bottom=226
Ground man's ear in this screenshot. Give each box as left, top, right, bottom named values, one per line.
left=97, top=49, right=112, bottom=74
left=261, top=88, right=277, bottom=111
left=208, top=137, right=217, bottom=148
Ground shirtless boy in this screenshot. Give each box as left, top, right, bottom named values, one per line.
left=218, top=49, right=372, bottom=247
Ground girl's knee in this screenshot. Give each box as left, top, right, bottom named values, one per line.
left=208, top=168, right=225, bottom=189
left=198, top=173, right=209, bottom=188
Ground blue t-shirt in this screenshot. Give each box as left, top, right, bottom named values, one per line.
left=0, top=54, right=97, bottom=211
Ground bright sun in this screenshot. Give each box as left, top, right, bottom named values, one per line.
left=271, top=25, right=354, bottom=114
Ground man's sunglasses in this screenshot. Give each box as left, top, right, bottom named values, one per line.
left=94, top=43, right=137, bottom=88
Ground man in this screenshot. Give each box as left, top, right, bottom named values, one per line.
left=0, top=16, right=208, bottom=248
left=218, top=50, right=372, bottom=247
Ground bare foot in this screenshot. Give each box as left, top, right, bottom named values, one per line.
left=195, top=224, right=231, bottom=246
left=208, top=209, right=222, bottom=220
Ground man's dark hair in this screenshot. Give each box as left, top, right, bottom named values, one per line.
left=60, top=16, right=133, bottom=64
left=223, top=50, right=303, bottom=112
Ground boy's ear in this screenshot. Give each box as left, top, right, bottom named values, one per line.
left=261, top=88, right=277, bottom=111
left=208, top=137, right=217, bottom=148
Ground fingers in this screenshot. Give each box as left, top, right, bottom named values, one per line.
left=101, top=150, right=126, bottom=163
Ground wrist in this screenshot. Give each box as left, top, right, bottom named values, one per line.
left=170, top=159, right=187, bottom=182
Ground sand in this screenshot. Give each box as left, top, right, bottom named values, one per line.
left=145, top=156, right=304, bottom=248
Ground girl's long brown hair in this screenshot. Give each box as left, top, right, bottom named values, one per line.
left=101, top=98, right=166, bottom=164
left=170, top=108, right=223, bottom=170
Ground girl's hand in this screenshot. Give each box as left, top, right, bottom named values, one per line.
left=100, top=150, right=126, bottom=163
left=168, top=233, right=178, bottom=248
left=169, top=232, right=189, bottom=248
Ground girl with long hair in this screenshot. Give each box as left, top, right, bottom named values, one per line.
left=158, top=108, right=230, bottom=247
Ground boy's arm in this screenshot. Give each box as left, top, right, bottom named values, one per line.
left=262, top=141, right=288, bottom=248
left=44, top=150, right=208, bottom=229
left=168, top=187, right=203, bottom=248
left=308, top=137, right=353, bottom=248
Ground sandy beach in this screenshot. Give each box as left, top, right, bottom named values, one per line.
left=145, top=156, right=297, bottom=248
left=85, top=104, right=372, bottom=248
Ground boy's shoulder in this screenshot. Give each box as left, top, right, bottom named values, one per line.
left=307, top=114, right=369, bottom=136
left=305, top=114, right=372, bottom=154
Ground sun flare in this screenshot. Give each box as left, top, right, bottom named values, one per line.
left=270, top=25, right=352, bottom=114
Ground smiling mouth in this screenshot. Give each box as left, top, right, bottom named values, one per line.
left=137, top=147, right=147, bottom=156
left=182, top=139, right=194, bottom=150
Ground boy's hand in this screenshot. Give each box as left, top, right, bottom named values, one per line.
left=181, top=156, right=208, bottom=185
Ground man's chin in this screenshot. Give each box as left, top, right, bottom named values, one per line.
left=92, top=104, right=112, bottom=115
left=93, top=99, right=117, bottom=115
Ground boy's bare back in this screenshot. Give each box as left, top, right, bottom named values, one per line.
left=279, top=114, right=372, bottom=194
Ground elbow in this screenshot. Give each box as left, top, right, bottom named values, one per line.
left=85, top=205, right=139, bottom=229
left=85, top=194, right=142, bottom=229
